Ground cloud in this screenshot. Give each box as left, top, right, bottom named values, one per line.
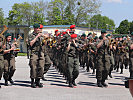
left=107, top=0, right=122, bottom=3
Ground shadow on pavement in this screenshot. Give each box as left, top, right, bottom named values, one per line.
left=13, top=80, right=31, bottom=87
left=78, top=81, right=96, bottom=87
left=108, top=82, right=124, bottom=86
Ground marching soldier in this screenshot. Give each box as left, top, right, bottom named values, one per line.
left=3, top=33, right=16, bottom=86
left=28, top=23, right=48, bottom=88
left=0, top=36, right=4, bottom=88
left=66, top=34, right=80, bottom=88
left=96, top=29, right=111, bottom=87
left=129, top=32, right=133, bottom=78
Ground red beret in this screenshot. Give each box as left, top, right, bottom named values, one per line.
left=56, top=33, right=60, bottom=37
left=55, top=29, right=59, bottom=32
left=66, top=29, right=70, bottom=32
left=62, top=31, right=67, bottom=35
left=40, top=24, right=43, bottom=29
left=71, top=34, right=77, bottom=38
left=70, top=25, right=76, bottom=29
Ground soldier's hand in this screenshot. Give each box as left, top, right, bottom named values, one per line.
left=10, top=46, right=15, bottom=51
left=36, top=33, right=43, bottom=38
left=130, top=44, right=133, bottom=49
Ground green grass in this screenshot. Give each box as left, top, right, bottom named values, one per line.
left=17, top=53, right=27, bottom=56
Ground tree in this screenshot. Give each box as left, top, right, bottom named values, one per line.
left=47, top=0, right=63, bottom=25
left=129, top=21, right=133, bottom=34
left=89, top=14, right=115, bottom=30
left=115, top=19, right=130, bottom=34
left=0, top=8, right=5, bottom=25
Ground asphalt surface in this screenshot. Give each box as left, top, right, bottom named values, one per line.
left=0, top=56, right=132, bottom=100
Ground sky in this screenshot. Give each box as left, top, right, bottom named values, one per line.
left=0, top=0, right=133, bottom=27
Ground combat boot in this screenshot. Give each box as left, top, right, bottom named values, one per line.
left=35, top=78, right=43, bottom=88
left=42, top=76, right=47, bottom=81
left=109, top=71, right=113, bottom=78
left=72, top=80, right=77, bottom=86
left=120, top=69, right=123, bottom=74
left=97, top=80, right=103, bottom=87
left=68, top=79, right=73, bottom=88
left=5, top=80, right=9, bottom=86
left=101, top=80, right=108, bottom=87
left=8, top=78, right=14, bottom=84
left=31, top=78, right=36, bottom=88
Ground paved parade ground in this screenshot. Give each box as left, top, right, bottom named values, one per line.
left=0, top=56, right=132, bottom=100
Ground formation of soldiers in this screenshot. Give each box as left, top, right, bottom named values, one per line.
left=0, top=24, right=133, bottom=88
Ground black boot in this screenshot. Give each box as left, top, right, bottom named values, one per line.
left=42, top=76, right=47, bottom=81
left=68, top=79, right=73, bottom=88
left=72, top=80, right=77, bottom=86
left=101, top=80, right=108, bottom=87
left=31, top=78, right=36, bottom=88
left=5, top=80, right=9, bottom=86
left=8, top=78, right=14, bottom=84
left=120, top=69, right=123, bottom=74
left=0, top=85, right=1, bottom=88
left=97, top=80, right=103, bottom=87
left=35, top=78, right=43, bottom=88
left=109, top=71, right=113, bottom=78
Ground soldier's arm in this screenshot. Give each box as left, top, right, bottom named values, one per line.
left=4, top=46, right=15, bottom=54
left=30, top=33, right=41, bottom=47
left=97, top=40, right=104, bottom=48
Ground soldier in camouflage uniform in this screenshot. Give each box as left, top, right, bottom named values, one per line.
left=0, top=36, right=4, bottom=88
left=96, top=29, right=111, bottom=87
left=3, top=33, right=16, bottom=86
left=28, top=23, right=48, bottom=88
left=66, top=33, right=81, bottom=88
left=129, top=32, right=133, bottom=78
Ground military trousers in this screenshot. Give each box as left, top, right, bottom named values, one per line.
left=96, top=55, right=110, bottom=81
left=129, top=57, right=133, bottom=78
left=3, top=57, right=16, bottom=80
left=0, top=56, right=4, bottom=80
left=44, top=54, right=51, bottom=74
left=29, top=52, right=44, bottom=79
left=67, top=57, right=79, bottom=82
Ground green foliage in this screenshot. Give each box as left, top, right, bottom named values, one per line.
left=129, top=21, right=133, bottom=34
left=0, top=8, right=6, bottom=25
left=89, top=14, right=115, bottom=30
left=115, top=19, right=130, bottom=34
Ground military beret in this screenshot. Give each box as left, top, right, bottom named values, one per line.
left=5, top=33, right=11, bottom=38
left=71, top=34, right=77, bottom=38
left=88, top=32, right=92, bottom=35
left=40, top=24, right=43, bottom=29
left=56, top=33, right=60, bottom=37
left=70, top=25, right=76, bottom=29
left=101, top=29, right=107, bottom=34
left=106, top=34, right=111, bottom=37
left=131, top=32, right=133, bottom=35
left=33, top=23, right=40, bottom=28
left=81, top=33, right=86, bottom=37
left=55, top=29, right=59, bottom=33
left=62, top=31, right=67, bottom=35
left=94, top=36, right=98, bottom=39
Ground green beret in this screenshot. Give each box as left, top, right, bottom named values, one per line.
left=106, top=34, right=111, bottom=37
left=119, top=35, right=122, bottom=38
left=5, top=33, right=11, bottom=38
left=88, top=32, right=92, bottom=35
left=81, top=33, right=86, bottom=37
left=131, top=32, right=133, bottom=35
left=99, top=36, right=103, bottom=39
left=94, top=36, right=98, bottom=39
left=33, top=23, right=40, bottom=28
left=101, top=29, right=107, bottom=34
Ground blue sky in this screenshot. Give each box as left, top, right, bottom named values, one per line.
left=0, top=0, right=133, bottom=27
